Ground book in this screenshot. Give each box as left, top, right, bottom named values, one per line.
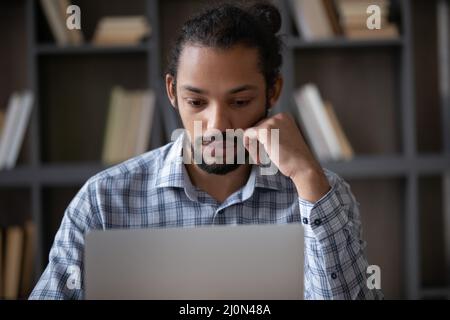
left=0, top=92, right=34, bottom=170
left=0, top=93, right=21, bottom=170
left=40, top=0, right=69, bottom=45
left=0, top=228, right=3, bottom=298
left=102, top=87, right=125, bottom=164
left=113, top=90, right=132, bottom=163
left=93, top=16, right=151, bottom=46
left=102, top=87, right=156, bottom=164
left=340, top=14, right=390, bottom=29
left=289, top=0, right=335, bottom=40
left=300, top=84, right=342, bottom=161
left=123, top=91, right=142, bottom=161
left=323, top=101, right=354, bottom=160
left=294, top=84, right=353, bottom=162
left=3, top=226, right=24, bottom=300
left=322, top=0, right=343, bottom=36
left=4, top=91, right=34, bottom=170
left=40, top=0, right=84, bottom=46
left=0, top=109, right=5, bottom=133
left=345, top=24, right=399, bottom=39
left=335, top=0, right=399, bottom=39
left=135, top=91, right=156, bottom=156
left=336, top=0, right=389, bottom=17
left=57, top=0, right=84, bottom=45
left=294, top=88, right=331, bottom=161
left=20, top=221, right=36, bottom=298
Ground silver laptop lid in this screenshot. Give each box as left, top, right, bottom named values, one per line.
left=85, top=223, right=304, bottom=300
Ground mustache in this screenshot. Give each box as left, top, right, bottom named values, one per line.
left=191, top=114, right=268, bottom=147
left=195, top=132, right=240, bottom=146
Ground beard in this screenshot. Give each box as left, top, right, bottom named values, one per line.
left=174, top=93, right=271, bottom=175
left=191, top=132, right=250, bottom=175
left=196, top=158, right=242, bottom=175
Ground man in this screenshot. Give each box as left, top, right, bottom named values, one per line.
left=30, top=2, right=382, bottom=300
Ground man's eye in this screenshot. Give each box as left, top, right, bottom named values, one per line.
left=232, top=100, right=251, bottom=107
left=187, top=99, right=205, bottom=107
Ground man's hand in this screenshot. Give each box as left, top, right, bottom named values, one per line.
left=243, top=112, right=330, bottom=203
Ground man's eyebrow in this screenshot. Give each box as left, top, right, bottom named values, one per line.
left=180, top=84, right=258, bottom=95
left=181, top=85, right=208, bottom=94
left=228, top=85, right=258, bottom=94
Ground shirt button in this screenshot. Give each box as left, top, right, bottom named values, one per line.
left=331, top=272, right=337, bottom=279
left=314, top=218, right=322, bottom=226
left=302, top=217, right=308, bottom=225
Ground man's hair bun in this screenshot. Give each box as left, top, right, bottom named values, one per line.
left=248, top=2, right=282, bottom=34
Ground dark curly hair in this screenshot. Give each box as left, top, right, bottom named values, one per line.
left=166, top=1, right=284, bottom=92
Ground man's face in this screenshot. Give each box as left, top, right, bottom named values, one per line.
left=168, top=44, right=268, bottom=174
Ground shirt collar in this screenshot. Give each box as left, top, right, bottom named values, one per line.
left=154, top=131, right=286, bottom=194
left=153, top=132, right=186, bottom=189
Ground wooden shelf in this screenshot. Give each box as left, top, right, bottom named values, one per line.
left=421, top=287, right=450, bottom=299
left=0, top=164, right=104, bottom=186
left=323, top=155, right=407, bottom=178
left=1, top=155, right=449, bottom=187
left=36, top=42, right=152, bottom=55
left=324, top=154, right=450, bottom=178
left=0, top=166, right=34, bottom=187
left=415, top=154, right=450, bottom=174
left=286, top=37, right=404, bottom=49
left=39, top=163, right=107, bottom=186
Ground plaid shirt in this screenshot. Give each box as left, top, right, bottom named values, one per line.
left=30, top=133, right=383, bottom=300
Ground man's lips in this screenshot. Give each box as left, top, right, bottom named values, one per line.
left=201, top=137, right=237, bottom=145
left=202, top=141, right=237, bottom=157
left=202, top=139, right=235, bottom=146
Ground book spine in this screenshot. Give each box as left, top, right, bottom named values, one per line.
left=294, top=89, right=331, bottom=161
left=0, top=93, right=21, bottom=170
left=102, top=87, right=124, bottom=165
left=20, top=221, right=36, bottom=298
left=39, top=0, right=69, bottom=45
left=135, top=91, right=156, bottom=155
left=0, top=228, right=3, bottom=299
left=5, top=91, right=34, bottom=170
left=57, top=0, right=84, bottom=45
left=4, top=226, right=24, bottom=300
left=303, top=84, right=342, bottom=161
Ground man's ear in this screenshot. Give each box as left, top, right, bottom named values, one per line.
left=165, top=73, right=177, bottom=109
left=268, top=76, right=283, bottom=110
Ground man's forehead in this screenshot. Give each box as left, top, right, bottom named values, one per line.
left=179, top=43, right=259, bottom=60
left=177, top=44, right=263, bottom=84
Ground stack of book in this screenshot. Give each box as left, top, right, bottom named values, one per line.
left=40, top=0, right=84, bottom=46
left=92, top=16, right=152, bottom=46
left=0, top=221, right=35, bottom=300
left=335, top=0, right=398, bottom=39
left=102, top=87, right=156, bottom=165
left=294, top=84, right=354, bottom=162
left=289, top=0, right=398, bottom=40
left=289, top=0, right=342, bottom=40
left=0, top=91, right=34, bottom=171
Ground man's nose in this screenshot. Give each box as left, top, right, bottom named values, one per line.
left=206, top=104, right=232, bottom=132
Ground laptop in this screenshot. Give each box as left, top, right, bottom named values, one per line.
left=85, top=223, right=304, bottom=300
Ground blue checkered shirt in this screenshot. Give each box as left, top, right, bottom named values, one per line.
left=30, top=133, right=383, bottom=300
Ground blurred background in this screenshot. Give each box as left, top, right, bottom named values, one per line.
left=0, top=0, right=449, bottom=300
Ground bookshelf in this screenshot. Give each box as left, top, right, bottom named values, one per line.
left=279, top=0, right=450, bottom=299
left=0, top=0, right=448, bottom=299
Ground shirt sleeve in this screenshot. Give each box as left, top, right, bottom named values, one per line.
left=29, top=179, right=101, bottom=300
left=299, top=169, right=384, bottom=300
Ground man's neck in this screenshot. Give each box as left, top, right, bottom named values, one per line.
left=185, top=163, right=252, bottom=203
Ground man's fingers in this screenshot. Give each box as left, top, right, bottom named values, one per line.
left=243, top=132, right=260, bottom=165
left=244, top=126, right=270, bottom=147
